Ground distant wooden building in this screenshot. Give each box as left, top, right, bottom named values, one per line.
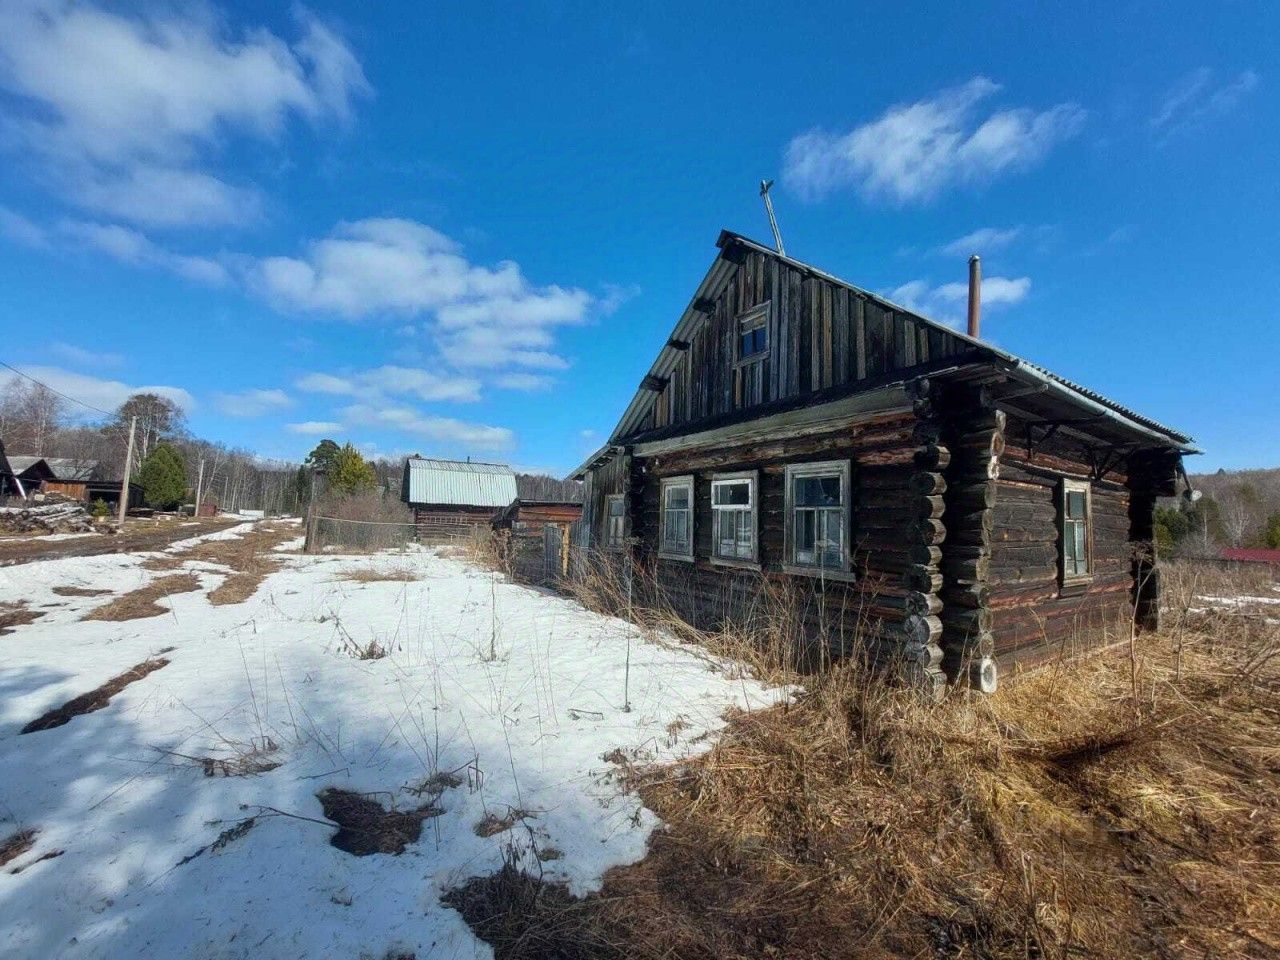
left=570, top=231, right=1194, bottom=693
left=493, top=499, right=584, bottom=583
left=401, top=457, right=518, bottom=541
left=3, top=455, right=137, bottom=508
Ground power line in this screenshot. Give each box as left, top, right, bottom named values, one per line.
left=0, top=359, right=116, bottom=418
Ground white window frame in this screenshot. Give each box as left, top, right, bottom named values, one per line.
left=658, top=475, right=694, bottom=561
left=1059, top=478, right=1093, bottom=586
left=710, top=470, right=758, bottom=566
left=734, top=303, right=770, bottom=367
left=783, top=460, right=853, bottom=578
left=604, top=494, right=627, bottom=550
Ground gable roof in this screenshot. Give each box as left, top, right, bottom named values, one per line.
left=593, top=230, right=1194, bottom=468
left=42, top=458, right=99, bottom=481
left=402, top=457, right=517, bottom=508
left=6, top=456, right=58, bottom=479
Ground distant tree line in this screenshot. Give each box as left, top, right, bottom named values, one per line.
left=1157, top=467, right=1280, bottom=554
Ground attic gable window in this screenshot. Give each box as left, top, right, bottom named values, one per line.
left=784, top=461, right=852, bottom=576
left=659, top=476, right=693, bottom=560
left=1060, top=479, right=1092, bottom=585
left=711, top=471, right=758, bottom=565
left=735, top=304, right=770, bottom=364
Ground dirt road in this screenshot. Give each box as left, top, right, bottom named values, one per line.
left=0, top=518, right=243, bottom=567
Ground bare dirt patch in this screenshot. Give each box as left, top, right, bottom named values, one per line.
left=317, top=788, right=441, bottom=857
left=51, top=586, right=113, bottom=598
left=21, top=657, right=171, bottom=734
left=0, top=829, right=37, bottom=868
left=0, top=601, right=43, bottom=635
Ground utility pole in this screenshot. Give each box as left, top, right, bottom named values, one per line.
left=117, top=416, right=137, bottom=525
left=194, top=457, right=205, bottom=518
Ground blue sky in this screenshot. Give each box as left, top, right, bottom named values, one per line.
left=0, top=1, right=1275, bottom=475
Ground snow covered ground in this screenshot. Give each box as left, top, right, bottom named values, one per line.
left=0, top=528, right=782, bottom=959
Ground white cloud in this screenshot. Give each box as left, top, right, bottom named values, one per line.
left=0, top=2, right=369, bottom=227
left=783, top=78, right=1085, bottom=203
left=296, top=365, right=481, bottom=404
left=214, top=388, right=293, bottom=417
left=58, top=219, right=228, bottom=284
left=286, top=420, right=342, bottom=435
left=1150, top=68, right=1259, bottom=141
left=937, top=226, right=1023, bottom=258
left=888, top=275, right=1031, bottom=326
left=49, top=342, right=124, bottom=368
left=253, top=217, right=593, bottom=372
left=0, top=365, right=193, bottom=417
left=494, top=372, right=555, bottom=391
left=340, top=403, right=514, bottom=450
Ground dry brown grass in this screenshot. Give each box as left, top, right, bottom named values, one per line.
left=182, top=524, right=296, bottom=605
left=335, top=567, right=421, bottom=584
left=0, top=601, right=43, bottom=636
left=21, top=656, right=171, bottom=733
left=0, top=829, right=37, bottom=868
left=81, top=574, right=202, bottom=622
left=446, top=556, right=1280, bottom=960
left=50, top=585, right=113, bottom=598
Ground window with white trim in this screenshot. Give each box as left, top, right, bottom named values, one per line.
left=711, top=472, right=757, bottom=563
left=785, top=461, right=851, bottom=573
left=605, top=494, right=626, bottom=549
left=1060, top=479, right=1092, bottom=583
left=659, top=476, right=693, bottom=559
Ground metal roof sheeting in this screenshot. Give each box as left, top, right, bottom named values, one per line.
left=403, top=457, right=517, bottom=507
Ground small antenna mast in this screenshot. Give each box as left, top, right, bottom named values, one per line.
left=759, top=179, right=785, bottom=257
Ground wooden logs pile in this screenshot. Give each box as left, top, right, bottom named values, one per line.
left=0, top=500, right=100, bottom=535
left=940, top=404, right=1005, bottom=692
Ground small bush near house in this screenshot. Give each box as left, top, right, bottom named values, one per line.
left=90, top=498, right=110, bottom=520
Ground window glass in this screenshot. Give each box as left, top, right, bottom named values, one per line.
left=795, top=475, right=842, bottom=507
left=1060, top=481, right=1091, bottom=580
left=787, top=463, right=849, bottom=571
left=711, top=475, right=756, bottom=562
left=712, top=480, right=750, bottom=507
left=659, top=478, right=693, bottom=557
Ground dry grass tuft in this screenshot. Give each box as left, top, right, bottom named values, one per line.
left=474, top=808, right=530, bottom=838
left=444, top=557, right=1280, bottom=960
left=50, top=586, right=112, bottom=598
left=81, top=574, right=201, bottom=622
left=317, top=788, right=440, bottom=857
left=0, top=601, right=43, bottom=636
left=21, top=657, right=170, bottom=733
left=0, top=829, right=37, bottom=868
left=336, top=567, right=421, bottom=584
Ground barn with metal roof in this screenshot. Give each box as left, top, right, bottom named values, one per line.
left=401, top=456, right=518, bottom=541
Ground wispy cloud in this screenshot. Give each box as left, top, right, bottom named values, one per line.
left=0, top=2, right=369, bottom=227
left=59, top=220, right=228, bottom=284
left=48, top=341, right=124, bottom=369
left=214, top=388, right=293, bottom=417
left=285, top=420, right=342, bottom=435
left=936, top=226, right=1024, bottom=258
left=0, top=364, right=193, bottom=417
left=783, top=78, right=1085, bottom=203
left=254, top=217, right=594, bottom=373
left=295, top=365, right=481, bottom=404
left=1150, top=68, right=1259, bottom=141
left=889, top=275, right=1031, bottom=327
left=338, top=403, right=514, bottom=450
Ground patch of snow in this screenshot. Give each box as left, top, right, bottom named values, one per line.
left=164, top=521, right=256, bottom=553
left=272, top=536, right=306, bottom=552
left=0, top=547, right=784, bottom=959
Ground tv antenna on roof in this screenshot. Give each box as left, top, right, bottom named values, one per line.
left=759, top=179, right=786, bottom=257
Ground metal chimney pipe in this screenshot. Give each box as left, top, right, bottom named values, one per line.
left=967, top=254, right=982, bottom=339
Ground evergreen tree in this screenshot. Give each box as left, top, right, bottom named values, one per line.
left=139, top=443, right=188, bottom=509
left=1264, top=513, right=1280, bottom=550
left=328, top=443, right=377, bottom=496
left=305, top=439, right=342, bottom=474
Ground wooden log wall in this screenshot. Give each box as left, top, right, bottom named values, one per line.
left=986, top=421, right=1137, bottom=672
left=639, top=246, right=973, bottom=437
left=628, top=406, right=947, bottom=686
left=580, top=452, right=630, bottom=549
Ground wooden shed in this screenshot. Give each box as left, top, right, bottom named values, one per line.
left=401, top=457, right=518, bottom=541
left=493, top=499, right=584, bottom=584
left=569, top=230, right=1195, bottom=693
